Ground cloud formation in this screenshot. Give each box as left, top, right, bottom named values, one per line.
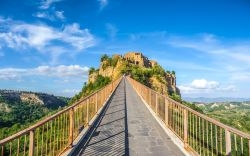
left=0, top=18, right=96, bottom=63
left=191, top=79, right=219, bottom=89
left=179, top=79, right=236, bottom=95
left=0, top=65, right=89, bottom=80
left=34, top=10, right=65, bottom=21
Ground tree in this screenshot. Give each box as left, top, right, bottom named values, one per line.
left=172, top=70, right=175, bottom=75
left=101, top=54, right=109, bottom=62
left=89, top=67, right=96, bottom=75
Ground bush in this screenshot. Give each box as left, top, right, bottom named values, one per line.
left=69, top=75, right=111, bottom=105
left=101, top=54, right=109, bottom=62
left=89, top=67, right=96, bottom=75
left=152, top=65, right=165, bottom=76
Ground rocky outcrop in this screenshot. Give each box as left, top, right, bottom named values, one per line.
left=20, top=93, right=44, bottom=105
left=0, top=90, right=69, bottom=109
left=88, top=52, right=180, bottom=96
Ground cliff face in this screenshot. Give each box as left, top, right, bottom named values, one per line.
left=89, top=52, right=180, bottom=96
left=0, top=90, right=69, bottom=109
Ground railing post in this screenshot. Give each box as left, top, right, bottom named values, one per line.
left=184, top=109, right=188, bottom=149
left=225, top=130, right=231, bottom=156
left=29, top=130, right=35, bottom=156
left=156, top=93, right=158, bottom=115
left=112, top=81, right=113, bottom=92
left=95, top=93, right=98, bottom=113
left=149, top=90, right=151, bottom=106
left=69, top=108, right=74, bottom=147
left=87, top=99, right=89, bottom=126
left=165, top=98, right=169, bottom=126
left=248, top=139, right=250, bottom=156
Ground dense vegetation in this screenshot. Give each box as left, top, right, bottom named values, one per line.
left=101, top=54, right=119, bottom=70
left=0, top=91, right=69, bottom=139
left=196, top=102, right=250, bottom=133
left=117, top=60, right=203, bottom=113
left=68, top=75, right=111, bottom=105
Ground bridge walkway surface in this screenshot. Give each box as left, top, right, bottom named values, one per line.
left=73, top=78, right=184, bottom=156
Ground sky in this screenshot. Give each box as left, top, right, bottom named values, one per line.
left=0, top=0, right=250, bottom=98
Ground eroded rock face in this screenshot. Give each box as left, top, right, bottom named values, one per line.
left=0, top=102, right=11, bottom=113
left=88, top=52, right=180, bottom=96
left=20, top=93, right=44, bottom=105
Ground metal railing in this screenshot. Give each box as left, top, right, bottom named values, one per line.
left=0, top=77, right=122, bottom=156
left=127, top=77, right=250, bottom=156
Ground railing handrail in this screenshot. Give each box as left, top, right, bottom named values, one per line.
left=0, top=77, right=122, bottom=145
left=127, top=76, right=250, bottom=139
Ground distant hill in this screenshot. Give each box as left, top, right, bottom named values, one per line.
left=0, top=89, right=69, bottom=110
left=0, top=89, right=70, bottom=139
left=194, top=101, right=250, bottom=133
left=183, top=97, right=250, bottom=103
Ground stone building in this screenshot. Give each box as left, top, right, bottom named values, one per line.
left=123, top=52, right=152, bottom=68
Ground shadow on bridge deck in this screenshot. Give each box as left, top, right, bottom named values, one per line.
left=72, top=78, right=184, bottom=156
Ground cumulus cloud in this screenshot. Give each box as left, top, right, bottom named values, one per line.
left=0, top=65, right=89, bottom=80
left=179, top=79, right=235, bottom=95
left=191, top=79, right=219, bottom=89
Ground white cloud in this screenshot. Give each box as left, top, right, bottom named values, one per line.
left=35, top=12, right=49, bottom=18
left=178, top=85, right=195, bottom=94
left=0, top=65, right=89, bottom=80
left=34, top=10, right=65, bottom=21
left=191, top=79, right=219, bottom=89
left=0, top=18, right=96, bottom=62
left=39, top=0, right=63, bottom=10
left=98, top=0, right=108, bottom=10
left=179, top=79, right=235, bottom=95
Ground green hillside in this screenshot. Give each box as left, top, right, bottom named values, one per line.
left=0, top=90, right=69, bottom=139
left=195, top=101, right=250, bottom=133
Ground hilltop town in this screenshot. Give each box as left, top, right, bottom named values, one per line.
left=88, top=52, right=180, bottom=97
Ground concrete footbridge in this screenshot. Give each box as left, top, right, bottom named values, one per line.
left=0, top=76, right=249, bottom=156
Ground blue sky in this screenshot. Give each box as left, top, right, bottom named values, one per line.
left=0, top=0, right=250, bottom=98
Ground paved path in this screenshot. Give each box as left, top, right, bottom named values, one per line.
left=73, top=78, right=184, bottom=156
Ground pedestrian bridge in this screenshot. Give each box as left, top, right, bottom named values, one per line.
left=0, top=77, right=250, bottom=156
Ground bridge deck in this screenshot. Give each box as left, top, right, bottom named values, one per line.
left=73, top=78, right=184, bottom=156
